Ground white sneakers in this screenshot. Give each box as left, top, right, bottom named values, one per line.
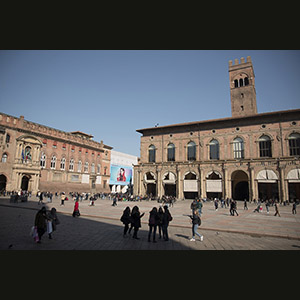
left=190, top=236, right=204, bottom=242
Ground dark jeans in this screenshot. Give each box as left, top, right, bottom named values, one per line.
left=123, top=223, right=129, bottom=235
left=148, top=225, right=157, bottom=241
left=133, top=227, right=139, bottom=238
left=162, top=224, right=169, bottom=241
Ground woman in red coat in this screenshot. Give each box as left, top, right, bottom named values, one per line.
left=72, top=199, right=80, bottom=217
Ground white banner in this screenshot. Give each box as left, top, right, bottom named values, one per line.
left=96, top=176, right=102, bottom=184
left=81, top=174, right=89, bottom=184
left=206, top=180, right=222, bottom=192
left=184, top=180, right=198, bottom=192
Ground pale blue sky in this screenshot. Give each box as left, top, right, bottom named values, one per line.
left=0, top=50, right=299, bottom=157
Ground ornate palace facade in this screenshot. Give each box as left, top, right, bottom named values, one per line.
left=133, top=57, right=300, bottom=201
left=0, top=114, right=112, bottom=194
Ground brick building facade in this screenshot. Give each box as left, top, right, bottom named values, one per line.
left=133, top=57, right=300, bottom=201
left=0, top=114, right=112, bottom=194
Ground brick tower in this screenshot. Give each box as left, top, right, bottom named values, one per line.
left=229, top=56, right=257, bottom=117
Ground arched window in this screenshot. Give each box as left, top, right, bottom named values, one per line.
left=244, top=77, right=249, bottom=86
left=209, top=139, right=219, bottom=160
left=60, top=157, right=66, bottom=170
left=167, top=143, right=175, bottom=161
left=50, top=155, right=56, bottom=169
left=84, top=161, right=89, bottom=173
left=288, top=133, right=300, bottom=156
left=69, top=158, right=74, bottom=171
left=149, top=145, right=156, bottom=163
left=78, top=160, right=82, bottom=172
left=91, top=163, right=95, bottom=173
left=187, top=141, right=196, bottom=161
left=40, top=152, right=46, bottom=168
left=2, top=153, right=8, bottom=163
left=233, top=137, right=244, bottom=159
left=239, top=78, right=244, bottom=87
left=259, top=135, right=272, bottom=157
left=234, top=79, right=239, bottom=88
left=97, top=164, right=101, bottom=174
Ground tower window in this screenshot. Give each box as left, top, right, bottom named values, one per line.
left=244, top=77, right=249, bottom=86
left=234, top=80, right=239, bottom=88
left=239, top=78, right=244, bottom=87
left=241, top=106, right=244, bottom=111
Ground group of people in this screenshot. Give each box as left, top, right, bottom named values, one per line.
left=120, top=205, right=173, bottom=242
left=33, top=206, right=60, bottom=243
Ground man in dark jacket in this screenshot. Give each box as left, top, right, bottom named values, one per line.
left=162, top=205, right=172, bottom=241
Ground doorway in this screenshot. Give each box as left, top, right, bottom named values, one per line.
left=21, top=175, right=30, bottom=191
left=231, top=170, right=249, bottom=200
left=0, top=174, right=7, bottom=192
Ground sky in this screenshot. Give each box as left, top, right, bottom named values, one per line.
left=0, top=50, right=299, bottom=157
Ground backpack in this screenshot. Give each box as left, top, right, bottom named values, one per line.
left=168, top=212, right=173, bottom=222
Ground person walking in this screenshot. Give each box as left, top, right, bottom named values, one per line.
left=162, top=205, right=172, bottom=241
left=197, top=198, right=203, bottom=217
left=34, top=206, right=48, bottom=243
left=131, top=206, right=144, bottom=239
left=60, top=192, right=66, bottom=206
left=265, top=200, right=270, bottom=214
left=47, top=207, right=60, bottom=239
left=292, top=201, right=297, bottom=214
left=274, top=202, right=281, bottom=217
left=72, top=199, right=80, bottom=217
left=120, top=206, right=131, bottom=237
left=232, top=200, right=239, bottom=216
left=148, top=207, right=160, bottom=243
left=38, top=191, right=43, bottom=205
left=189, top=210, right=203, bottom=242
left=244, top=199, right=248, bottom=210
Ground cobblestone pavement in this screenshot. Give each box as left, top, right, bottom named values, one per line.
left=1, top=196, right=300, bottom=250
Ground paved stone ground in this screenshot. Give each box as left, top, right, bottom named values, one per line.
left=0, top=196, right=300, bottom=250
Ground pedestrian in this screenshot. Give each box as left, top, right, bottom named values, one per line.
left=34, top=206, right=48, bottom=243
left=162, top=205, right=172, bottom=241
left=189, top=210, right=203, bottom=242
left=112, top=195, right=117, bottom=206
left=157, top=206, right=164, bottom=239
left=232, top=200, right=239, bottom=216
left=265, top=200, right=270, bottom=214
left=214, top=198, right=219, bottom=211
left=60, top=192, right=66, bottom=206
left=229, top=199, right=234, bottom=216
left=190, top=199, right=198, bottom=212
left=292, top=201, right=297, bottom=214
left=120, top=206, right=131, bottom=237
left=72, top=199, right=80, bottom=217
left=130, top=206, right=144, bottom=239
left=244, top=199, right=248, bottom=210
left=47, top=207, right=59, bottom=239
left=274, top=202, right=281, bottom=217
left=38, top=191, right=43, bottom=205
left=197, top=198, right=203, bottom=217
left=148, top=207, right=160, bottom=243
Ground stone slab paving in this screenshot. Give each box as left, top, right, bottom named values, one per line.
left=0, top=196, right=300, bottom=250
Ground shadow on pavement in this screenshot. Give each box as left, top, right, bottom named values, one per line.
left=0, top=200, right=192, bottom=250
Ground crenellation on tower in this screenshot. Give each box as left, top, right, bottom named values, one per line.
left=229, top=56, right=257, bottom=117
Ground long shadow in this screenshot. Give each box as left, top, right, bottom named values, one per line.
left=0, top=198, right=192, bottom=250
